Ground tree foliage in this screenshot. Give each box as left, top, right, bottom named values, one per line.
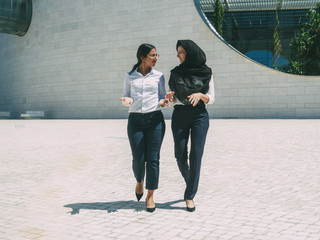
left=285, top=3, right=320, bottom=75
left=213, top=0, right=224, bottom=36
left=273, top=11, right=282, bottom=69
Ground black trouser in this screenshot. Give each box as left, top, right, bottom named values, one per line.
left=127, top=110, right=165, bottom=190
left=171, top=105, right=209, bottom=200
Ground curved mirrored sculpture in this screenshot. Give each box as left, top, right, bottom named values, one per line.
left=0, top=0, right=32, bottom=36
left=195, top=0, right=319, bottom=69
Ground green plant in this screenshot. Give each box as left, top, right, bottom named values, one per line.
left=213, top=0, right=224, bottom=36
left=285, top=3, right=320, bottom=75
left=273, top=11, right=282, bottom=69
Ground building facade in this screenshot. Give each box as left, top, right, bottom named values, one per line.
left=0, top=0, right=320, bottom=119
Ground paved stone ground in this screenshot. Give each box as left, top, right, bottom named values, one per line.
left=0, top=119, right=320, bottom=240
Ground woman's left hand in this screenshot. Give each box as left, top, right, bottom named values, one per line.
left=187, top=93, right=202, bottom=106
left=159, top=99, right=170, bottom=107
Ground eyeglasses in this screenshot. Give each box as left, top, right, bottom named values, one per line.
left=149, top=53, right=159, bottom=58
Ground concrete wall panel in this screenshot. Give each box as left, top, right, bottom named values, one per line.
left=0, top=0, right=319, bottom=119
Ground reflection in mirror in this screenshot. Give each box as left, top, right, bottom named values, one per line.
left=0, top=0, right=32, bottom=36
left=198, top=0, right=320, bottom=75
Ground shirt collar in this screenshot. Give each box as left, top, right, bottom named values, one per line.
left=134, top=67, right=154, bottom=76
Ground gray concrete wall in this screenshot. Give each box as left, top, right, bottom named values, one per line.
left=0, top=0, right=319, bottom=119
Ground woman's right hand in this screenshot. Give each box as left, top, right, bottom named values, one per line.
left=120, top=97, right=133, bottom=106
left=165, top=91, right=175, bottom=102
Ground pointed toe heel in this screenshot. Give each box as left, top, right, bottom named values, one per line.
left=135, top=193, right=143, bottom=201
left=146, top=206, right=156, bottom=213
left=146, top=198, right=156, bottom=212
left=186, top=206, right=195, bottom=212
left=135, top=181, right=144, bottom=201
left=186, top=199, right=195, bottom=212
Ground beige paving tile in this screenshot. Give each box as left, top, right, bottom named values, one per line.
left=0, top=119, right=320, bottom=239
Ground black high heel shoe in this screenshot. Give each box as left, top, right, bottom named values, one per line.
left=186, top=200, right=195, bottom=212
left=146, top=197, right=156, bottom=212
left=146, top=206, right=156, bottom=213
left=146, top=202, right=156, bottom=212
left=186, top=206, right=195, bottom=212
left=135, top=192, right=143, bottom=201
left=135, top=181, right=143, bottom=201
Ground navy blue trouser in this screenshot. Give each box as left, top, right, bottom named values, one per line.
left=171, top=105, right=209, bottom=200
left=127, top=110, right=165, bottom=190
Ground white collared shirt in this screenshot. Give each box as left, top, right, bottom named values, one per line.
left=122, top=68, right=166, bottom=113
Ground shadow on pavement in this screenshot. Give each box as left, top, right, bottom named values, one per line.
left=64, top=199, right=185, bottom=214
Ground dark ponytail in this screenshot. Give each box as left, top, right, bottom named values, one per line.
left=129, top=43, right=156, bottom=74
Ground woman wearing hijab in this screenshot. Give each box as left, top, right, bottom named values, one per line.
left=166, top=40, right=215, bottom=212
left=120, top=43, right=169, bottom=212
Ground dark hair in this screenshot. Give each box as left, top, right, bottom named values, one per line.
left=129, top=43, right=156, bottom=74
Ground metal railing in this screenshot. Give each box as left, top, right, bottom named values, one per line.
left=199, top=0, right=320, bottom=12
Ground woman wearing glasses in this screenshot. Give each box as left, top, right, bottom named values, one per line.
left=120, top=43, right=169, bottom=212
left=166, top=40, right=215, bottom=212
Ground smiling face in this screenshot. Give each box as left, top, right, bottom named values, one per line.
left=177, top=46, right=186, bottom=64
left=141, top=48, right=158, bottom=68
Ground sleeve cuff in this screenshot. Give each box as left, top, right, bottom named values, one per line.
left=206, top=94, right=215, bottom=104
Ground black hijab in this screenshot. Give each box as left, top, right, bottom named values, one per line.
left=169, top=40, right=212, bottom=105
